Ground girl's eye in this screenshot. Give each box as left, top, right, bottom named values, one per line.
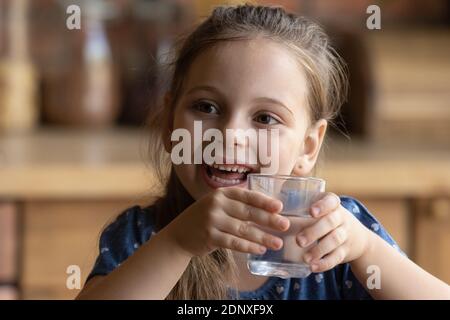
left=192, top=101, right=219, bottom=114
left=254, top=114, right=281, bottom=125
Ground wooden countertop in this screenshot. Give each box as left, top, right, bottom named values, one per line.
left=0, top=128, right=449, bottom=200
left=0, top=128, right=158, bottom=200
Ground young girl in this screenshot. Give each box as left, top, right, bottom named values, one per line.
left=77, top=4, right=450, bottom=300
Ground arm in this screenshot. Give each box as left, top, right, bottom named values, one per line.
left=350, top=231, right=450, bottom=300
left=297, top=193, right=450, bottom=300
left=77, top=187, right=287, bottom=300
left=76, top=228, right=192, bottom=300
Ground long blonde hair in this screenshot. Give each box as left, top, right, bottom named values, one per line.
left=147, top=3, right=348, bottom=299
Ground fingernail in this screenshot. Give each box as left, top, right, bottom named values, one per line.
left=271, top=238, right=282, bottom=249
left=297, top=235, right=307, bottom=247
left=258, top=246, right=266, bottom=254
left=271, top=200, right=282, bottom=211
left=311, top=206, right=320, bottom=216
left=278, top=217, right=289, bottom=229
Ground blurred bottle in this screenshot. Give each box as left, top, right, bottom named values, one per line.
left=108, top=0, right=194, bottom=126
left=0, top=0, right=38, bottom=132
left=107, top=0, right=155, bottom=126
left=300, top=0, right=375, bottom=138
left=43, top=0, right=120, bottom=127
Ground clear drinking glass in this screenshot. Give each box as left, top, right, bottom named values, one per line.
left=247, top=174, right=325, bottom=279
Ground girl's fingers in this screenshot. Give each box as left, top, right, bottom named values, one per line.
left=209, top=227, right=267, bottom=255
left=310, top=247, right=347, bottom=273
left=226, top=198, right=290, bottom=231
left=222, top=187, right=283, bottom=213
left=297, top=210, right=343, bottom=247
left=304, top=226, right=347, bottom=263
left=310, top=192, right=341, bottom=218
left=216, top=215, right=283, bottom=250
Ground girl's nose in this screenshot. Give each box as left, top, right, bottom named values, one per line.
left=220, top=114, right=251, bottom=147
left=215, top=113, right=259, bottom=165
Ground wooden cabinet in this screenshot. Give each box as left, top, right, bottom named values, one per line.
left=0, top=202, right=18, bottom=300
left=415, top=199, right=450, bottom=284
left=21, top=200, right=140, bottom=299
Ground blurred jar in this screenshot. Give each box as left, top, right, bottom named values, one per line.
left=38, top=0, right=120, bottom=127
left=107, top=0, right=194, bottom=126
left=0, top=0, right=38, bottom=132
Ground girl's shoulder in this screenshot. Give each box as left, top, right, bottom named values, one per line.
left=105, top=205, right=155, bottom=233
left=85, top=204, right=158, bottom=284
left=338, top=195, right=402, bottom=251
left=102, top=204, right=158, bottom=246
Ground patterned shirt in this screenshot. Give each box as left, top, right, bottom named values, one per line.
left=86, top=196, right=404, bottom=299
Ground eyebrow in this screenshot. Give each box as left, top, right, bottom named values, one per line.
left=186, top=85, right=222, bottom=96
left=253, top=97, right=294, bottom=116
left=186, top=85, right=295, bottom=116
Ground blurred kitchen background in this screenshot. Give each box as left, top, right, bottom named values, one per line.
left=0, top=0, right=449, bottom=299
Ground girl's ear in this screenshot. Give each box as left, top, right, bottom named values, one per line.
left=292, top=119, right=327, bottom=176
left=162, top=92, right=174, bottom=153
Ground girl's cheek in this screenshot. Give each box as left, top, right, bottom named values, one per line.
left=267, top=148, right=292, bottom=175
left=277, top=139, right=302, bottom=174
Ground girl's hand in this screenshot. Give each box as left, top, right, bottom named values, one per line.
left=296, top=192, right=372, bottom=273
left=164, top=187, right=291, bottom=257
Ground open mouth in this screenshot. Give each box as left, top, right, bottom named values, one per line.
left=201, top=163, right=255, bottom=188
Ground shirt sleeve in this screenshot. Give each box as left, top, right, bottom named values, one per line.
left=338, top=196, right=406, bottom=300
left=84, top=205, right=155, bottom=286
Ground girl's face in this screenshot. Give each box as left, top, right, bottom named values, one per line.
left=167, top=38, right=327, bottom=200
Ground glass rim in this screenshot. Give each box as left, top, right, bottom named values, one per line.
left=247, top=173, right=325, bottom=184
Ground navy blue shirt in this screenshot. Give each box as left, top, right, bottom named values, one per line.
left=86, top=196, right=404, bottom=299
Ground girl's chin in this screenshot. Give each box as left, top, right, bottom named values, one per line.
left=200, top=163, right=249, bottom=189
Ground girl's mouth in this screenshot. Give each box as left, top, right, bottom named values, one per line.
left=201, top=163, right=255, bottom=188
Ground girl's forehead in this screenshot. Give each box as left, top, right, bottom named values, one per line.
left=187, top=38, right=304, bottom=81
left=182, top=39, right=309, bottom=113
